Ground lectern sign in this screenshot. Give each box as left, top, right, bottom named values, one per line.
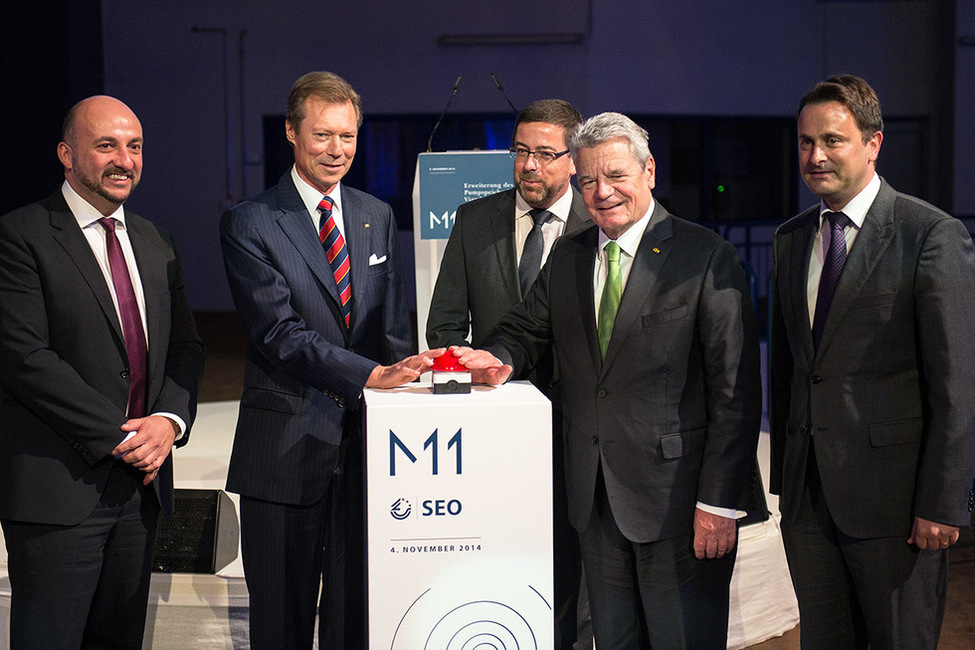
left=417, top=151, right=513, bottom=241
left=364, top=382, right=553, bottom=649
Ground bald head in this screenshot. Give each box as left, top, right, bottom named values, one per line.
left=58, top=96, right=144, bottom=215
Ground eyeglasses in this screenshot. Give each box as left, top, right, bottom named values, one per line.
left=508, top=147, right=571, bottom=164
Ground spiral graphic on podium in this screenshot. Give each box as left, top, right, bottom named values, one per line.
left=390, top=585, right=551, bottom=649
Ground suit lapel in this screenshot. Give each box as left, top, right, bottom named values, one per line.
left=49, top=197, right=126, bottom=348
left=572, top=227, right=602, bottom=373
left=274, top=178, right=346, bottom=324
left=564, top=187, right=592, bottom=236
left=816, top=182, right=896, bottom=356
left=342, top=188, right=371, bottom=329
left=789, top=210, right=818, bottom=366
left=489, top=189, right=521, bottom=300
left=601, top=204, right=672, bottom=373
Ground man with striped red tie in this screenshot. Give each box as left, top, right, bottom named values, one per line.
left=220, top=71, right=440, bottom=649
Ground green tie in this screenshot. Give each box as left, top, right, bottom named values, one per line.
left=598, top=241, right=622, bottom=359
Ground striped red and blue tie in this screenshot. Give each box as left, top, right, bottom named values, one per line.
left=318, top=196, right=352, bottom=327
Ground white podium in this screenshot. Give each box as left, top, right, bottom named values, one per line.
left=364, top=381, right=553, bottom=650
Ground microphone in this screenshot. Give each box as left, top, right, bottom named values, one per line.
left=427, top=76, right=463, bottom=153
left=490, top=73, right=518, bottom=113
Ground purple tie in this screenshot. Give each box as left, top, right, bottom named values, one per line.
left=99, top=217, right=147, bottom=418
left=812, top=211, right=852, bottom=351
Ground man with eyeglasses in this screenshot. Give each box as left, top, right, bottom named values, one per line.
left=427, top=98, right=591, bottom=650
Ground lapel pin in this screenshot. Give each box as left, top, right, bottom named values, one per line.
left=364, top=224, right=370, bottom=229
left=653, top=247, right=661, bottom=254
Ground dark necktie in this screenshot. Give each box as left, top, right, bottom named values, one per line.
left=597, top=241, right=622, bottom=359
left=318, top=196, right=352, bottom=327
left=99, top=217, right=147, bottom=418
left=519, top=209, right=552, bottom=296
left=812, top=211, right=852, bottom=350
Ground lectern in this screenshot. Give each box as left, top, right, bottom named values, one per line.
left=364, top=381, right=553, bottom=649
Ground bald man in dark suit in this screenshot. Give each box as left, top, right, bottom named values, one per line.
left=0, top=95, right=204, bottom=648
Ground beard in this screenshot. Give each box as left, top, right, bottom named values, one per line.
left=515, top=172, right=567, bottom=209
left=80, top=167, right=138, bottom=206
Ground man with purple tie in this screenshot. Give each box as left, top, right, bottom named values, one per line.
left=769, top=74, right=975, bottom=648
left=0, top=95, right=204, bottom=648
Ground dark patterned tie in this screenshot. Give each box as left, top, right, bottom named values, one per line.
left=812, top=211, right=852, bottom=350
left=99, top=217, right=147, bottom=418
left=518, top=209, right=552, bottom=296
left=318, top=196, right=352, bottom=327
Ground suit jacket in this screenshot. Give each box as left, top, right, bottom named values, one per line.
left=427, top=186, right=591, bottom=348
left=427, top=187, right=590, bottom=396
left=220, top=173, right=411, bottom=505
left=0, top=190, right=204, bottom=524
left=769, top=178, right=975, bottom=537
left=484, top=203, right=762, bottom=542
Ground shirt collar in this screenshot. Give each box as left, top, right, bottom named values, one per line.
left=61, top=180, right=126, bottom=230
left=291, top=165, right=343, bottom=217
left=598, top=198, right=656, bottom=258
left=818, top=172, right=880, bottom=231
left=514, top=186, right=572, bottom=224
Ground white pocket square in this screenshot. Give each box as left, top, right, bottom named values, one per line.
left=368, top=253, right=387, bottom=266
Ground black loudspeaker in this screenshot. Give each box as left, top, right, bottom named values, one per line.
left=152, top=488, right=239, bottom=573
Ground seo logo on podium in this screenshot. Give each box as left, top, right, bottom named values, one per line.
left=364, top=381, right=553, bottom=649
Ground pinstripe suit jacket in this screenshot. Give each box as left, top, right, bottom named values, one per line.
left=220, top=173, right=411, bottom=505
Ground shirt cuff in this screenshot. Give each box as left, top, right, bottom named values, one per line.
left=151, top=411, right=187, bottom=441
left=696, top=501, right=745, bottom=520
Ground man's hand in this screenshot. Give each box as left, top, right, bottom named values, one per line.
left=112, top=415, right=179, bottom=485
left=908, top=516, right=960, bottom=550
left=450, top=346, right=513, bottom=385
left=366, top=349, right=444, bottom=388
left=692, top=507, right=737, bottom=559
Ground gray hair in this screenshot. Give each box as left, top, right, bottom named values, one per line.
left=569, top=112, right=651, bottom=166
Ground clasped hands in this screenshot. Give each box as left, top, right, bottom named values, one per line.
left=112, top=415, right=180, bottom=485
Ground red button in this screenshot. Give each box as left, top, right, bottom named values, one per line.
left=432, top=354, right=468, bottom=372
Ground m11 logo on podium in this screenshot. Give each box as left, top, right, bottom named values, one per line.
left=364, top=383, right=554, bottom=649
left=389, top=429, right=463, bottom=476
